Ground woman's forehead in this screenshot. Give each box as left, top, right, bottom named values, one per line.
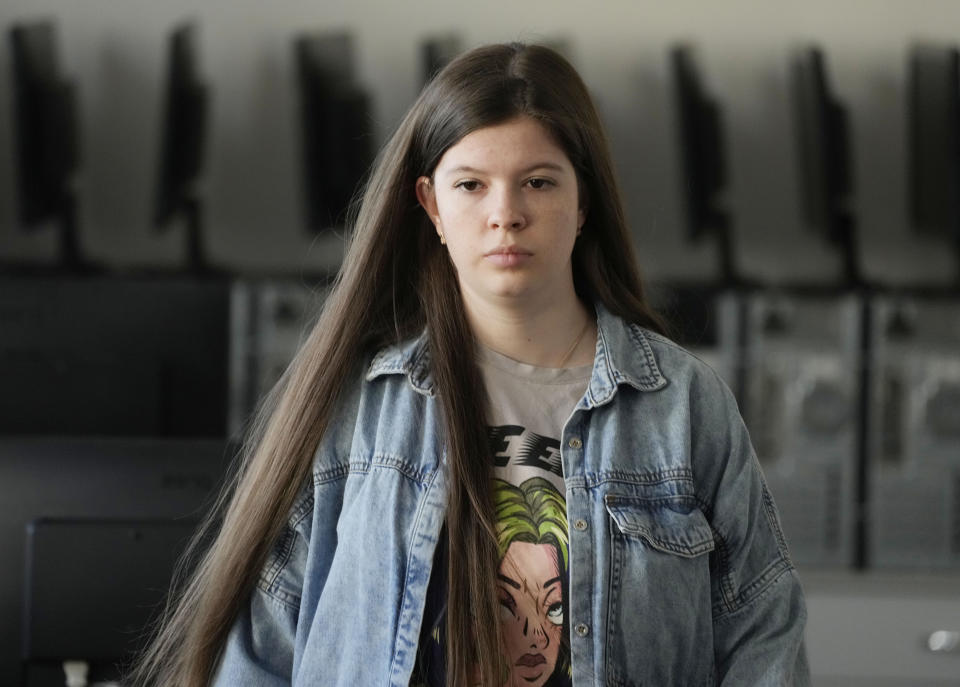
left=434, top=116, right=574, bottom=177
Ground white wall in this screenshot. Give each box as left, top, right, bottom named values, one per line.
left=1, top=0, right=958, bottom=284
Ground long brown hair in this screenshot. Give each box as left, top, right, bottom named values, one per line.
left=130, top=42, right=665, bottom=687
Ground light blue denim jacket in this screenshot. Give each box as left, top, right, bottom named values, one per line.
left=213, top=303, right=809, bottom=686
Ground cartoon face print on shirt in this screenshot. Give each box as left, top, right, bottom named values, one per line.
left=497, top=541, right=564, bottom=686
left=494, top=477, right=571, bottom=687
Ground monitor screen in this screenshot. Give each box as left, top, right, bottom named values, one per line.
left=0, top=437, right=235, bottom=686
left=909, top=44, right=960, bottom=243
left=421, top=35, right=461, bottom=85
left=671, top=45, right=727, bottom=242
left=791, top=47, right=852, bottom=242
left=24, top=519, right=200, bottom=664
left=295, top=32, right=373, bottom=233
left=153, top=22, right=208, bottom=231
left=0, top=275, right=230, bottom=437
left=9, top=21, right=78, bottom=231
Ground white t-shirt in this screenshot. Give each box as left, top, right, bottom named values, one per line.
left=481, top=345, right=590, bottom=493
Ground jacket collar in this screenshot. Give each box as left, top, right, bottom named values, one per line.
left=366, top=329, right=436, bottom=396
left=365, top=301, right=668, bottom=403
left=584, top=301, right=668, bottom=405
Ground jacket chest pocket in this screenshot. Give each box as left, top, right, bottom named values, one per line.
left=603, top=495, right=717, bottom=687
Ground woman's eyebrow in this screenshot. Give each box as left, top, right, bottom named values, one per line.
left=520, top=162, right=567, bottom=175
left=442, top=162, right=568, bottom=178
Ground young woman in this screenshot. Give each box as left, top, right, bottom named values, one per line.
left=133, top=42, right=809, bottom=686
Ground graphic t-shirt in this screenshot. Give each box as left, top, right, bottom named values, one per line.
left=411, top=346, right=591, bottom=687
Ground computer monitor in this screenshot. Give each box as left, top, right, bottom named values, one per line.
left=421, top=35, right=461, bottom=85
left=0, top=275, right=230, bottom=437
left=23, top=519, right=200, bottom=673
left=153, top=21, right=211, bottom=273
left=8, top=21, right=83, bottom=271
left=0, top=437, right=235, bottom=686
left=908, top=44, right=960, bottom=268
left=791, top=47, right=860, bottom=285
left=294, top=31, right=373, bottom=233
left=670, top=45, right=737, bottom=285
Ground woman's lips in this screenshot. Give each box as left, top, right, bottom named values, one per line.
left=515, top=652, right=547, bottom=667
left=485, top=247, right=532, bottom=267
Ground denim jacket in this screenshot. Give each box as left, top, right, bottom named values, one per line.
left=212, top=303, right=809, bottom=686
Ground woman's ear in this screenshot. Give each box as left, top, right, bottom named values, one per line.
left=416, top=176, right=446, bottom=244
left=415, top=176, right=439, bottom=227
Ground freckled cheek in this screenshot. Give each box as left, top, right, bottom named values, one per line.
left=438, top=196, right=479, bottom=220
left=544, top=208, right=582, bottom=233
left=439, top=211, right=481, bottom=245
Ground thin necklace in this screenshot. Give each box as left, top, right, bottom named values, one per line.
left=557, top=317, right=592, bottom=368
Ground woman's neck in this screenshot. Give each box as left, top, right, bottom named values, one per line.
left=462, top=293, right=596, bottom=369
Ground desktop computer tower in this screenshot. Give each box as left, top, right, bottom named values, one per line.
left=649, top=284, right=744, bottom=399
left=228, top=279, right=329, bottom=437
left=743, top=292, right=863, bottom=568
left=684, top=291, right=742, bottom=399
left=868, top=295, right=960, bottom=569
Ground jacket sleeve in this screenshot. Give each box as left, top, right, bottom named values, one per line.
left=210, top=488, right=314, bottom=686
left=693, top=369, right=810, bottom=686
left=211, top=586, right=299, bottom=686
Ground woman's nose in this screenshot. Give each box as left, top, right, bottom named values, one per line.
left=487, top=187, right=527, bottom=231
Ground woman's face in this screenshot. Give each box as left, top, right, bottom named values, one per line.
left=416, top=116, right=585, bottom=315
left=497, top=541, right=565, bottom=687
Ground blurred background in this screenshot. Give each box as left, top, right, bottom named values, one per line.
left=0, top=0, right=958, bottom=685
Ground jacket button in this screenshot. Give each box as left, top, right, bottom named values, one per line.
left=567, top=437, right=582, bottom=449
left=574, top=519, right=588, bottom=531
left=575, top=623, right=590, bottom=637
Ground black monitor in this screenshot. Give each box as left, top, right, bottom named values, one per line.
left=670, top=45, right=737, bottom=285
left=791, top=47, right=860, bottom=286
left=0, top=437, right=235, bottom=686
left=294, top=32, right=373, bottom=233
left=908, top=44, right=960, bottom=274
left=0, top=275, right=230, bottom=437
left=153, top=21, right=211, bottom=273
left=8, top=21, right=83, bottom=271
left=23, top=519, right=200, bottom=675
left=421, top=35, right=461, bottom=85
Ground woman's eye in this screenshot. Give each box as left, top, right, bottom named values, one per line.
left=527, top=178, right=553, bottom=189
left=546, top=601, right=563, bottom=626
left=455, top=180, right=481, bottom=191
